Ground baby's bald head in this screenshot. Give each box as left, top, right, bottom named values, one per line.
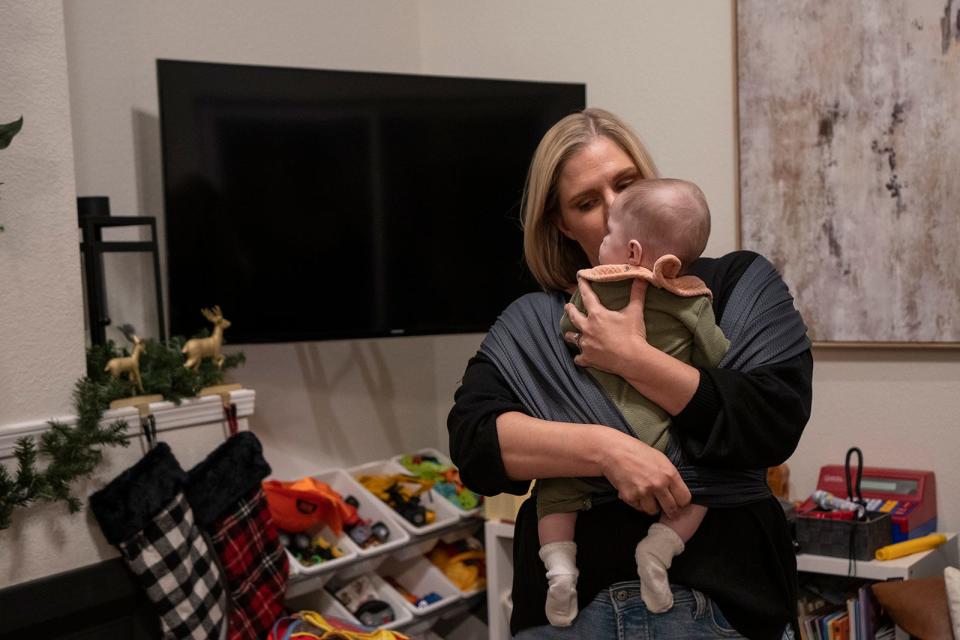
left=606, top=178, right=711, bottom=270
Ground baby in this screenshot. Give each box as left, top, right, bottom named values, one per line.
left=538, top=178, right=730, bottom=625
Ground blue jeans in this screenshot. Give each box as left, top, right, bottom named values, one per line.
left=514, top=581, right=795, bottom=639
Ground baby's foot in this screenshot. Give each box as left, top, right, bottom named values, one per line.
left=545, top=572, right=578, bottom=626
left=540, top=541, right=579, bottom=626
left=635, top=523, right=685, bottom=613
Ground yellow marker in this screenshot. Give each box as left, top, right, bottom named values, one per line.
left=875, top=533, right=947, bottom=561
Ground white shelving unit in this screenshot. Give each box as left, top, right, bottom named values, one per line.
left=484, top=520, right=515, bottom=640
left=797, top=533, right=958, bottom=640
left=797, top=533, right=958, bottom=581
left=285, top=513, right=485, bottom=638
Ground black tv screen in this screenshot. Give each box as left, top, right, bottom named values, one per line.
left=158, top=60, right=585, bottom=343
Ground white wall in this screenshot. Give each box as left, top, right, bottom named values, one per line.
left=2, top=0, right=958, bottom=588
left=418, top=0, right=740, bottom=258
left=0, top=0, right=86, bottom=426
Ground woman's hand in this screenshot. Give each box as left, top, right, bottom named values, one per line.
left=564, top=277, right=649, bottom=376
left=597, top=428, right=691, bottom=517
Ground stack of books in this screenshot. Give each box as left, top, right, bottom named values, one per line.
left=797, top=582, right=895, bottom=640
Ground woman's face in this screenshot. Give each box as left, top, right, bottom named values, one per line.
left=555, top=136, right=641, bottom=267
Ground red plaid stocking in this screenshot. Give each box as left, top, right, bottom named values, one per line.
left=187, top=432, right=288, bottom=640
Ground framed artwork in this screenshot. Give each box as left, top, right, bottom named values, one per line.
left=737, top=1, right=960, bottom=347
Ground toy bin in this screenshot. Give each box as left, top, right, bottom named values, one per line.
left=349, top=460, right=461, bottom=536
left=427, top=536, right=487, bottom=598
left=378, top=555, right=462, bottom=618
left=286, top=588, right=361, bottom=627
left=796, top=511, right=892, bottom=561
left=392, top=536, right=439, bottom=562
left=393, top=447, right=483, bottom=518
left=311, top=468, right=411, bottom=561
left=324, top=573, right=415, bottom=631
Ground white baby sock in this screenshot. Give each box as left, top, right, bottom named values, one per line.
left=539, top=541, right=579, bottom=626
left=634, top=522, right=685, bottom=613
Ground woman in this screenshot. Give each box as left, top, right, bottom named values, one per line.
left=447, top=108, right=812, bottom=639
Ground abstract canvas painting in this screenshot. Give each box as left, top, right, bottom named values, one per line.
left=738, top=1, right=960, bottom=344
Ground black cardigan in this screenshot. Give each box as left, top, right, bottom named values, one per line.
left=447, top=251, right=813, bottom=640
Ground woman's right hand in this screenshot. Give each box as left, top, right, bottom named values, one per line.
left=597, top=428, right=691, bottom=517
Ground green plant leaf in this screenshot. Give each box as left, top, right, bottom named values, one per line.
left=0, top=116, right=24, bottom=150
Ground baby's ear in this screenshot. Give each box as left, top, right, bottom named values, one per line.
left=654, top=254, right=682, bottom=278
left=627, top=240, right=643, bottom=266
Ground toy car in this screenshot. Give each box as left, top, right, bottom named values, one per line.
left=342, top=494, right=391, bottom=548
left=278, top=530, right=345, bottom=567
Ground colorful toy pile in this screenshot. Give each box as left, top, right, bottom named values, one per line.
left=268, top=611, right=409, bottom=640
left=263, top=476, right=391, bottom=550
left=355, top=474, right=437, bottom=527
left=428, top=538, right=486, bottom=592
left=398, top=453, right=482, bottom=512
left=278, top=530, right=344, bottom=567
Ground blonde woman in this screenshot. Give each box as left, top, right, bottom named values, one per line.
left=448, top=108, right=811, bottom=639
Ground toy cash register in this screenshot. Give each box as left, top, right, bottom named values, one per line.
left=803, top=466, right=936, bottom=543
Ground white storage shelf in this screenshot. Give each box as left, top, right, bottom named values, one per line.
left=485, top=520, right=516, bottom=640
left=282, top=463, right=487, bottom=637
left=797, top=533, right=958, bottom=640
left=796, top=532, right=958, bottom=581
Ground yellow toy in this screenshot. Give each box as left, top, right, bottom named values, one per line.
left=875, top=533, right=947, bottom=561
left=428, top=540, right=486, bottom=592
left=269, top=611, right=410, bottom=639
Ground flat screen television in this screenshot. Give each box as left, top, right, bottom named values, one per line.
left=158, top=60, right=585, bottom=343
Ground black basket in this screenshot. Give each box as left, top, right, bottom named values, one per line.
left=796, top=512, right=892, bottom=561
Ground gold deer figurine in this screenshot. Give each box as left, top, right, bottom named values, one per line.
left=105, top=334, right=146, bottom=392
left=182, top=306, right=232, bottom=369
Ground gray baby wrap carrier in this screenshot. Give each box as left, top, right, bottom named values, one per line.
left=478, top=255, right=810, bottom=508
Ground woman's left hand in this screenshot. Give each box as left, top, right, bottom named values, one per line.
left=564, top=277, right=649, bottom=375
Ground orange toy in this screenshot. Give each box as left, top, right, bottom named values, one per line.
left=262, top=477, right=357, bottom=534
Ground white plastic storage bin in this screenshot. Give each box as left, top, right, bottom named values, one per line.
left=324, top=573, right=415, bottom=631
left=378, top=555, right=462, bottom=618
left=286, top=588, right=359, bottom=627
left=391, top=536, right=439, bottom=562
left=284, top=526, right=360, bottom=580
left=349, top=459, right=461, bottom=536
left=392, top=447, right=483, bottom=518
left=311, top=468, right=411, bottom=559
left=427, top=536, right=486, bottom=598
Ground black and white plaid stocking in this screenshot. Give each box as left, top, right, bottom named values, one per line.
left=90, top=444, right=227, bottom=639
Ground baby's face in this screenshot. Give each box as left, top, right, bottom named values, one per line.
left=598, top=210, right=634, bottom=265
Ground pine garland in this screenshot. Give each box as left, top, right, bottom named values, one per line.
left=0, top=334, right=245, bottom=529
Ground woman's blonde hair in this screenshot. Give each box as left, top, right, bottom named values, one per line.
left=521, top=108, right=659, bottom=292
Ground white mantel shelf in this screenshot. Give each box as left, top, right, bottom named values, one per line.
left=0, top=389, right=256, bottom=459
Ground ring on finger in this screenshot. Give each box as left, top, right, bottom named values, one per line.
left=574, top=331, right=583, bottom=351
